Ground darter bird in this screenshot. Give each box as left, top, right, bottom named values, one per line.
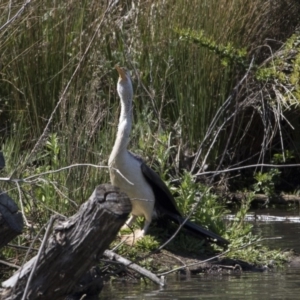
left=108, top=65, right=228, bottom=245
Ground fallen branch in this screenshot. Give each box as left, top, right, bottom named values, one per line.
left=103, top=250, right=165, bottom=287
left=157, top=236, right=282, bottom=276
left=228, top=191, right=300, bottom=205
left=0, top=163, right=133, bottom=185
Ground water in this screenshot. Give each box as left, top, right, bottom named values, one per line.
left=101, top=268, right=300, bottom=300
left=100, top=213, right=300, bottom=299
left=252, top=211, right=300, bottom=253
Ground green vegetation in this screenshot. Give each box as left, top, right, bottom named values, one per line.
left=176, top=28, right=248, bottom=68
left=252, top=169, right=281, bottom=198
left=172, top=171, right=228, bottom=236
left=1, top=0, right=300, bottom=273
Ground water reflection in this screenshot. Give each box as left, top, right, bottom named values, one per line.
left=101, top=267, right=300, bottom=299
left=101, top=216, right=300, bottom=299
left=252, top=212, right=300, bottom=253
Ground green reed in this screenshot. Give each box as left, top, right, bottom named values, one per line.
left=0, top=0, right=299, bottom=224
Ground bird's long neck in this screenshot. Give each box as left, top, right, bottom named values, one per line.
left=110, top=94, right=132, bottom=163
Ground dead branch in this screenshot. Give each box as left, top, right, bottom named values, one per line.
left=229, top=191, right=300, bottom=205
left=0, top=0, right=32, bottom=32
left=103, top=250, right=165, bottom=287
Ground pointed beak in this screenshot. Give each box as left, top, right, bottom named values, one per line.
left=115, top=65, right=127, bottom=80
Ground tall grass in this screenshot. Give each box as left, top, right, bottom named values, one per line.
left=0, top=0, right=299, bottom=223
left=113, top=0, right=300, bottom=164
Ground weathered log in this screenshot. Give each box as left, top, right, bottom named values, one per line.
left=64, top=266, right=104, bottom=300
left=1, top=184, right=131, bottom=300
left=0, top=192, right=23, bottom=249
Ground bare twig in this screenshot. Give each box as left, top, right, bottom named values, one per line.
left=157, top=236, right=282, bottom=276
left=157, top=187, right=212, bottom=251
left=103, top=250, right=165, bottom=287
left=23, top=164, right=133, bottom=185
left=194, top=163, right=300, bottom=178
left=0, top=0, right=32, bottom=32
left=21, top=215, right=58, bottom=300
left=15, top=181, right=30, bottom=227
left=7, top=0, right=12, bottom=21
left=38, top=178, right=78, bottom=207
left=10, top=220, right=51, bottom=294
left=1, top=164, right=133, bottom=185
left=7, top=244, right=39, bottom=252
left=0, top=259, right=20, bottom=269
left=191, top=57, right=255, bottom=173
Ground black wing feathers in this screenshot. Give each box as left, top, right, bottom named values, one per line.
left=141, top=162, right=229, bottom=245
left=140, top=162, right=181, bottom=215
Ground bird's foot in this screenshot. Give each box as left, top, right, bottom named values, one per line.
left=121, top=224, right=130, bottom=231
left=120, top=229, right=145, bottom=246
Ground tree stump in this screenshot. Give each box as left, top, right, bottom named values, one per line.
left=1, top=184, right=131, bottom=300
left=0, top=192, right=23, bottom=249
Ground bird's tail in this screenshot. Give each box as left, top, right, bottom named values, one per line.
left=163, top=211, right=229, bottom=246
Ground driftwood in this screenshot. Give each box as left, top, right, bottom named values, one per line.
left=225, top=213, right=300, bottom=223
left=230, top=192, right=300, bottom=205
left=103, top=250, right=165, bottom=286
left=0, top=192, right=23, bottom=249
left=1, top=184, right=131, bottom=300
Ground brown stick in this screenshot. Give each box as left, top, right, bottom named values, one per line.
left=1, top=184, right=131, bottom=300
left=103, top=250, right=165, bottom=286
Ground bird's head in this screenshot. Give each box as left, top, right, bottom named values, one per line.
left=115, top=65, right=133, bottom=101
